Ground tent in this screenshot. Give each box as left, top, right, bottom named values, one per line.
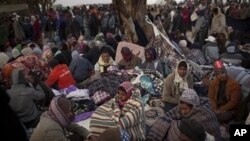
left=54, top=0, right=112, bottom=7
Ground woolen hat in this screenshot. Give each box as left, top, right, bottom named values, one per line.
left=0, top=52, right=9, bottom=69
left=119, top=81, right=134, bottom=97
left=179, top=89, right=200, bottom=107
left=21, top=47, right=33, bottom=56
left=12, top=48, right=21, bottom=58
left=179, top=40, right=187, bottom=48
left=121, top=47, right=131, bottom=54
left=213, top=60, right=226, bottom=71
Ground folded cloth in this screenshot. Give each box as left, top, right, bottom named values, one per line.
left=60, top=85, right=78, bottom=95
left=91, top=91, right=111, bottom=106
left=66, top=89, right=90, bottom=99
left=74, top=111, right=93, bottom=123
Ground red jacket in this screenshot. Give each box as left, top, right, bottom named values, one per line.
left=46, top=64, right=76, bottom=89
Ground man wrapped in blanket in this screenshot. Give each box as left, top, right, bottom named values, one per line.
left=147, top=89, right=222, bottom=141
left=90, top=81, right=146, bottom=141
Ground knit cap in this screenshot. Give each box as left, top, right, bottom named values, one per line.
left=119, top=81, right=134, bottom=98
left=179, top=40, right=187, bottom=48
left=179, top=89, right=200, bottom=107
left=0, top=52, right=9, bottom=69
left=21, top=47, right=33, bottom=56
left=12, top=48, right=21, bottom=58
left=213, top=60, right=226, bottom=72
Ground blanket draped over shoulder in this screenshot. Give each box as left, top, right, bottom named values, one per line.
left=90, top=91, right=146, bottom=140
left=147, top=97, right=221, bottom=141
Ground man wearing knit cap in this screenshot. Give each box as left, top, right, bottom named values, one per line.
left=179, top=89, right=200, bottom=116
left=147, top=88, right=222, bottom=141
left=208, top=60, right=241, bottom=123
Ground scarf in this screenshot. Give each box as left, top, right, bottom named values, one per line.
left=47, top=96, right=71, bottom=128
left=174, top=69, right=189, bottom=91
left=174, top=61, right=189, bottom=93
left=98, top=56, right=114, bottom=73
left=117, top=81, right=134, bottom=108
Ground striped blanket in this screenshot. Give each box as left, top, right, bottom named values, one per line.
left=147, top=97, right=221, bottom=141
left=90, top=92, right=146, bottom=140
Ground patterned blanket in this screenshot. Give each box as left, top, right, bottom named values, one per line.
left=90, top=91, right=146, bottom=140
left=147, top=97, right=221, bottom=141
left=86, top=71, right=131, bottom=97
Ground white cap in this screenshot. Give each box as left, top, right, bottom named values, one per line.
left=205, top=36, right=216, bottom=42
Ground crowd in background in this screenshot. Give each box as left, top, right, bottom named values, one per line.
left=1, top=0, right=250, bottom=141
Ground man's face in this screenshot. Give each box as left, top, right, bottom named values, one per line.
left=117, top=89, right=128, bottom=102
left=145, top=52, right=152, bottom=61
left=179, top=102, right=192, bottom=116
left=215, top=70, right=227, bottom=81
left=217, top=34, right=226, bottom=43
left=177, top=66, right=187, bottom=77
left=101, top=52, right=110, bottom=63
left=213, top=11, right=218, bottom=15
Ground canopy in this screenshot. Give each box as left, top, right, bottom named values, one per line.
left=54, top=0, right=112, bottom=6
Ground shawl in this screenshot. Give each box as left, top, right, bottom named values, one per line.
left=174, top=61, right=189, bottom=91
left=47, top=96, right=71, bottom=128
left=90, top=90, right=146, bottom=140
left=97, top=56, right=115, bottom=73
left=147, top=97, right=221, bottom=141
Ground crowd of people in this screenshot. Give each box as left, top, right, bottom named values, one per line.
left=1, top=0, right=250, bottom=141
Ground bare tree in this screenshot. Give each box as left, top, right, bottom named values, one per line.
left=39, top=0, right=56, bottom=12
left=25, top=0, right=56, bottom=13
left=112, top=0, right=153, bottom=43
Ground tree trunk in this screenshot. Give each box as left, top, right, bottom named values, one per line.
left=26, top=0, right=40, bottom=13
left=112, top=0, right=153, bottom=44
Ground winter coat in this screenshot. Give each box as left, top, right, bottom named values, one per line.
left=30, top=112, right=89, bottom=141
left=7, top=69, right=45, bottom=124
left=208, top=76, right=241, bottom=111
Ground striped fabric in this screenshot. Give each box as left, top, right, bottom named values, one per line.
left=90, top=94, right=146, bottom=140
left=147, top=97, right=221, bottom=141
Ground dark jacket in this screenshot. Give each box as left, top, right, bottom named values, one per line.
left=7, top=69, right=45, bottom=125
left=0, top=85, right=28, bottom=141
left=69, top=56, right=93, bottom=83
